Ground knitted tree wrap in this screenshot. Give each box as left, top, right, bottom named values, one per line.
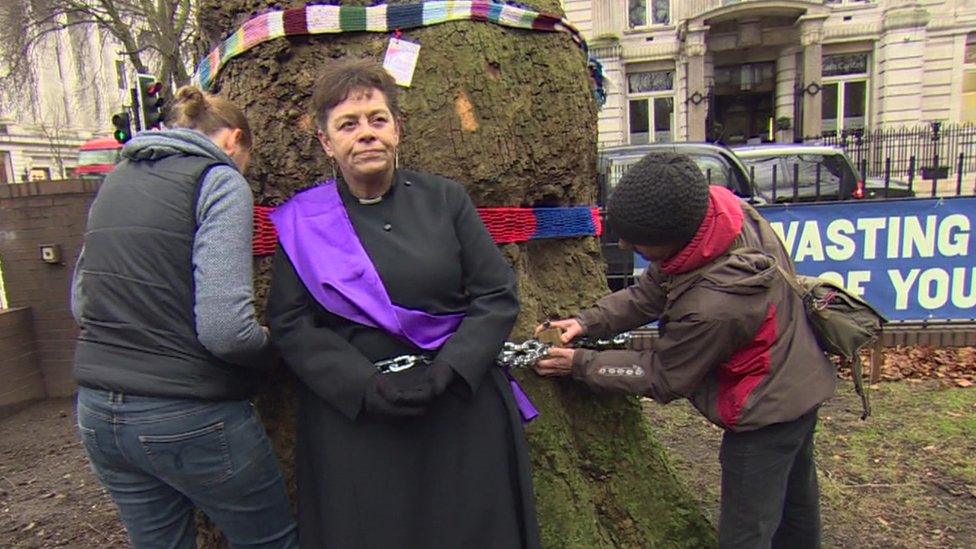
left=192, top=0, right=605, bottom=106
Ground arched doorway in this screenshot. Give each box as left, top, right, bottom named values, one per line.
left=686, top=0, right=829, bottom=143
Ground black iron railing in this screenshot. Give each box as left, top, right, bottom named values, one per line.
left=820, top=123, right=976, bottom=191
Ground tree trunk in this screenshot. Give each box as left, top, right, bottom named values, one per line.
left=198, top=1, right=716, bottom=547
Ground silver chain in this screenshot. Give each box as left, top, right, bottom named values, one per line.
left=374, top=333, right=634, bottom=372
left=572, top=333, right=633, bottom=351
left=374, top=355, right=432, bottom=373
left=496, top=340, right=552, bottom=369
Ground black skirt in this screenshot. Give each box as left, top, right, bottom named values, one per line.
left=294, top=367, right=540, bottom=549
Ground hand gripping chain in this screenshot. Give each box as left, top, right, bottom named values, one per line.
left=374, top=333, right=633, bottom=373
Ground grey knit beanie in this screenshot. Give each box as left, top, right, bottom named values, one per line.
left=607, top=151, right=710, bottom=246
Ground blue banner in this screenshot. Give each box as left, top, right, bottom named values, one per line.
left=633, top=197, right=976, bottom=322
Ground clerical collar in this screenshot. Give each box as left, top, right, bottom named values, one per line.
left=339, top=173, right=397, bottom=204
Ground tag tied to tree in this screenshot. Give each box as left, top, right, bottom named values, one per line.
left=383, top=37, right=421, bottom=87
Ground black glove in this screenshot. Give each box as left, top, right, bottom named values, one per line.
left=386, top=366, right=435, bottom=401
left=362, top=368, right=434, bottom=420
left=426, top=360, right=455, bottom=397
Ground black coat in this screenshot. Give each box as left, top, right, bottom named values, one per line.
left=267, top=170, right=540, bottom=548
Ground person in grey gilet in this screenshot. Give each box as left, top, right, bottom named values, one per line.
left=72, top=86, right=298, bottom=548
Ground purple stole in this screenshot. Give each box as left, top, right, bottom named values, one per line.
left=270, top=180, right=538, bottom=423
left=270, top=180, right=464, bottom=350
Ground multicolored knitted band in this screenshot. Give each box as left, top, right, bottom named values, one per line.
left=252, top=204, right=602, bottom=256
left=192, top=1, right=605, bottom=105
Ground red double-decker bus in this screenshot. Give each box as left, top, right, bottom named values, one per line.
left=72, top=137, right=122, bottom=178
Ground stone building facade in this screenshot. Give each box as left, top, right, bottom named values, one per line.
left=561, top=0, right=976, bottom=146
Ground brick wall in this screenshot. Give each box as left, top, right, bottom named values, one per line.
left=0, top=307, right=44, bottom=412
left=0, top=180, right=99, bottom=399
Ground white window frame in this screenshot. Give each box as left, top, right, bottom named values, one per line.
left=821, top=53, right=870, bottom=137
left=627, top=0, right=670, bottom=29
left=627, top=69, right=675, bottom=145
left=822, top=78, right=869, bottom=136
left=0, top=150, right=11, bottom=184
left=0, top=256, right=8, bottom=310
left=627, top=94, right=675, bottom=145
left=963, top=33, right=976, bottom=123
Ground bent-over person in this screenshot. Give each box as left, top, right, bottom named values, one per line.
left=72, top=87, right=298, bottom=548
left=535, top=152, right=836, bottom=549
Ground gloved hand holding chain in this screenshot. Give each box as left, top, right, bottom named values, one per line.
left=367, top=330, right=631, bottom=423
left=372, top=333, right=633, bottom=372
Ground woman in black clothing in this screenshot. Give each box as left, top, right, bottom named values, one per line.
left=266, top=58, right=540, bottom=549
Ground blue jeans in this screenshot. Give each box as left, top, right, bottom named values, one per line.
left=76, top=387, right=298, bottom=549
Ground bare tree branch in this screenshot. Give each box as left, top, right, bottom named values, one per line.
left=0, top=0, right=199, bottom=99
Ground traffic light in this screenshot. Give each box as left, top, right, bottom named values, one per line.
left=137, top=73, right=164, bottom=129
left=112, top=112, right=132, bottom=143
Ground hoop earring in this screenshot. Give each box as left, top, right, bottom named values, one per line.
left=394, top=148, right=399, bottom=170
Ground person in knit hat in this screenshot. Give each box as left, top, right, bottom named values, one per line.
left=534, top=151, right=836, bottom=548
left=606, top=151, right=710, bottom=250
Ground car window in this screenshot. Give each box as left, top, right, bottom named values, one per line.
left=77, top=149, right=121, bottom=166
left=602, top=147, right=751, bottom=200
left=804, top=154, right=848, bottom=180
left=740, top=153, right=843, bottom=199
left=689, top=155, right=730, bottom=187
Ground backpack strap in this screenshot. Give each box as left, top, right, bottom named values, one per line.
left=770, top=257, right=872, bottom=420
left=740, top=204, right=872, bottom=419
left=848, top=356, right=871, bottom=420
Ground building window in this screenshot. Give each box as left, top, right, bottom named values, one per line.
left=628, top=70, right=674, bottom=144
left=628, top=70, right=673, bottom=94
left=115, top=60, right=127, bottom=90
left=823, top=53, right=868, bottom=77
left=628, top=0, right=669, bottom=29
left=964, top=33, right=976, bottom=123
left=0, top=151, right=10, bottom=184
left=0, top=256, right=7, bottom=309
left=29, top=167, right=51, bottom=181
left=822, top=53, right=869, bottom=136
left=714, top=63, right=775, bottom=93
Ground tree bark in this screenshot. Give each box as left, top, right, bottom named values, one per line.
left=198, top=1, right=716, bottom=546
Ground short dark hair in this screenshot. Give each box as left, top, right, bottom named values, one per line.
left=309, top=58, right=401, bottom=131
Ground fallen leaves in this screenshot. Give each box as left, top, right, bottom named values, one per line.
left=838, top=346, right=976, bottom=387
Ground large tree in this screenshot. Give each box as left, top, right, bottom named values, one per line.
left=199, top=1, right=716, bottom=546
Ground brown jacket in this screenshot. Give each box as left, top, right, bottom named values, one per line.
left=574, top=203, right=836, bottom=432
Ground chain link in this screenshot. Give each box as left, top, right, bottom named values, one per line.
left=571, top=333, right=633, bottom=351
left=496, top=340, right=552, bottom=369
left=494, top=333, right=635, bottom=368
left=372, top=333, right=634, bottom=372
left=374, top=355, right=432, bottom=373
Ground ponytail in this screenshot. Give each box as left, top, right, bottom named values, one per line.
left=165, top=86, right=253, bottom=149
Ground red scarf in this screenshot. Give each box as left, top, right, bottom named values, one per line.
left=660, top=186, right=744, bottom=275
